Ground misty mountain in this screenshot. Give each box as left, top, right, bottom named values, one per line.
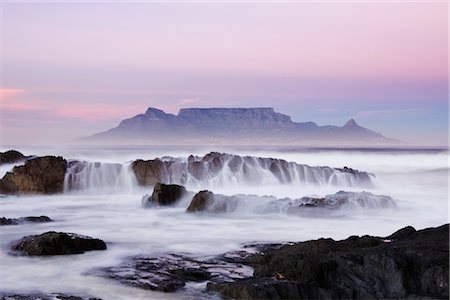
left=84, top=107, right=399, bottom=146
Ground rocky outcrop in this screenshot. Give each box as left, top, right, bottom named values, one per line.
left=186, top=190, right=215, bottom=212
left=0, top=150, right=25, bottom=165
left=145, top=182, right=188, bottom=206
left=131, top=152, right=374, bottom=188
left=1, top=216, right=53, bottom=226
left=98, top=253, right=252, bottom=293
left=132, top=159, right=172, bottom=186
left=207, top=224, right=449, bottom=299
left=185, top=190, right=396, bottom=214
left=0, top=293, right=101, bottom=300
left=0, top=156, right=67, bottom=194
left=12, top=231, right=107, bottom=255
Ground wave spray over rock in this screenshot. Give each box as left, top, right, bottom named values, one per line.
left=62, top=152, right=374, bottom=193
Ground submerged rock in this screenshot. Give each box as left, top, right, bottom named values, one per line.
left=0, top=150, right=25, bottom=165
left=12, top=231, right=107, bottom=255
left=98, top=253, right=252, bottom=293
left=0, top=156, right=67, bottom=194
left=207, top=224, right=449, bottom=299
left=0, top=293, right=101, bottom=300
left=131, top=152, right=374, bottom=189
left=186, top=190, right=215, bottom=212
left=0, top=216, right=53, bottom=226
left=150, top=182, right=188, bottom=206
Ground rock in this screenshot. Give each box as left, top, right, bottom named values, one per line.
left=98, top=253, right=252, bottom=293
left=0, top=156, right=67, bottom=194
left=12, top=231, right=107, bottom=255
left=186, top=190, right=215, bottom=212
left=207, top=224, right=449, bottom=299
left=0, top=150, right=25, bottom=165
left=0, top=293, right=101, bottom=300
left=132, top=159, right=171, bottom=186
left=0, top=216, right=53, bottom=226
left=150, top=182, right=188, bottom=206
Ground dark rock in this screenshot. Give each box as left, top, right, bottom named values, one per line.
left=186, top=190, right=215, bottom=212
left=0, top=293, right=101, bottom=300
left=0, top=156, right=67, bottom=194
left=132, top=159, right=171, bottom=186
left=98, top=253, right=252, bottom=293
left=12, top=231, right=107, bottom=255
left=150, top=182, right=187, bottom=206
left=208, top=224, right=449, bottom=299
left=0, top=150, right=25, bottom=165
left=385, top=226, right=416, bottom=240
left=1, top=215, right=53, bottom=226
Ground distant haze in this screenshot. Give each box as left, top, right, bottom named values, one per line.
left=0, top=2, right=448, bottom=146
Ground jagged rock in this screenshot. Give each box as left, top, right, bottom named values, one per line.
left=207, top=224, right=449, bottom=299
left=132, top=159, right=171, bottom=186
left=12, top=231, right=107, bottom=255
left=0, top=216, right=53, bottom=226
left=0, top=293, right=101, bottom=300
left=149, top=182, right=188, bottom=206
left=98, top=253, right=252, bottom=293
left=0, top=150, right=25, bottom=165
left=0, top=156, right=67, bottom=194
left=186, top=190, right=215, bottom=212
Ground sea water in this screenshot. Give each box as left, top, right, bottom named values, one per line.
left=0, top=146, right=448, bottom=299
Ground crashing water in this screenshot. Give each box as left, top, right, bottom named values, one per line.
left=0, top=147, right=448, bottom=299
left=63, top=152, right=374, bottom=194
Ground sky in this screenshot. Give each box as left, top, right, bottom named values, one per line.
left=0, top=2, right=448, bottom=146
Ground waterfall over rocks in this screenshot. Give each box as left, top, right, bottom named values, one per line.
left=131, top=152, right=375, bottom=190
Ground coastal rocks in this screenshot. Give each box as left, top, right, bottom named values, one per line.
left=1, top=216, right=53, bottom=226
left=186, top=190, right=215, bottom=212
left=0, top=150, right=25, bottom=165
left=131, top=152, right=374, bottom=189
left=0, top=156, right=67, bottom=194
left=207, top=224, right=449, bottom=299
left=142, top=182, right=188, bottom=207
left=12, top=232, right=107, bottom=255
left=132, top=159, right=172, bottom=186
left=0, top=293, right=101, bottom=300
left=186, top=190, right=239, bottom=213
left=99, top=253, right=252, bottom=293
left=294, top=191, right=396, bottom=210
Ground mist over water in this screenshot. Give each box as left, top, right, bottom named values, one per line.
left=0, top=146, right=448, bottom=299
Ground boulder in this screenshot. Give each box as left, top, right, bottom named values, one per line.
left=0, top=156, right=67, bottom=194
left=186, top=190, right=215, bottom=212
left=132, top=159, right=171, bottom=186
left=150, top=182, right=187, bottom=206
left=208, top=224, right=449, bottom=299
left=1, top=215, right=53, bottom=226
left=12, top=231, right=107, bottom=255
left=0, top=150, right=25, bottom=165
left=98, top=253, right=251, bottom=293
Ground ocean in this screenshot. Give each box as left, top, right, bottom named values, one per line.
left=0, top=146, right=448, bottom=299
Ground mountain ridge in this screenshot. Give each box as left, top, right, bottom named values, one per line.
left=84, top=107, right=400, bottom=146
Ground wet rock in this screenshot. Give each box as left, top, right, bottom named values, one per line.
left=0, top=216, right=53, bottom=226
left=0, top=156, right=67, bottom=194
left=132, top=159, right=171, bottom=186
left=150, top=182, right=188, bottom=206
left=293, top=191, right=396, bottom=210
left=12, top=231, right=107, bottom=255
left=0, top=293, right=101, bottom=300
left=208, top=224, right=449, bottom=299
left=98, top=253, right=252, bottom=293
left=186, top=190, right=215, bottom=212
left=0, top=150, right=25, bottom=165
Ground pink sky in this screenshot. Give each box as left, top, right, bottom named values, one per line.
left=0, top=2, right=448, bottom=145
